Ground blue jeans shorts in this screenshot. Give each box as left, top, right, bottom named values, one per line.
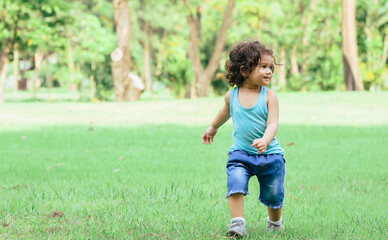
left=226, top=150, right=286, bottom=209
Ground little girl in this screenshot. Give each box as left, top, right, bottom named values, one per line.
left=201, top=41, right=285, bottom=237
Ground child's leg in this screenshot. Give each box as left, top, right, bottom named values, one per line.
left=255, top=154, right=285, bottom=230
left=226, top=193, right=246, bottom=237
left=266, top=207, right=284, bottom=231
left=267, top=206, right=282, bottom=221
left=227, top=193, right=244, bottom=218
left=226, top=151, right=251, bottom=218
left=225, top=150, right=254, bottom=237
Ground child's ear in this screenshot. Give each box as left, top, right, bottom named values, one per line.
left=240, top=65, right=248, bottom=77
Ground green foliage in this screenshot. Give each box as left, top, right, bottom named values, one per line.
left=127, top=0, right=189, bottom=97
left=160, top=36, right=193, bottom=98
left=307, top=45, right=344, bottom=91
left=0, top=0, right=72, bottom=52
left=54, top=1, right=116, bottom=98
left=211, top=79, right=229, bottom=96
left=1, top=0, right=387, bottom=100
left=211, top=72, right=229, bottom=96
left=356, top=0, right=388, bottom=90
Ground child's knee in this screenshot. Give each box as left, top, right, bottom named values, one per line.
left=259, top=187, right=284, bottom=208
left=227, top=169, right=249, bottom=197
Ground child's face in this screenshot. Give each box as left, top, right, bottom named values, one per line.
left=245, top=54, right=274, bottom=87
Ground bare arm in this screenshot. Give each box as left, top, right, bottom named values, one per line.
left=210, top=91, right=231, bottom=129
left=252, top=89, right=279, bottom=153
left=201, top=90, right=231, bottom=144
left=262, top=89, right=279, bottom=145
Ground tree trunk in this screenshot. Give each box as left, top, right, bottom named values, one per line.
left=143, top=24, right=152, bottom=92
left=155, top=30, right=167, bottom=84
left=382, top=35, right=388, bottom=68
left=291, top=45, right=299, bottom=77
left=0, top=60, right=8, bottom=103
left=195, top=74, right=211, bottom=97
left=138, top=0, right=152, bottom=92
left=187, top=0, right=234, bottom=97
left=75, top=65, right=81, bottom=101
left=278, top=48, right=286, bottom=90
left=67, top=36, right=74, bottom=90
left=13, top=42, right=19, bottom=91
left=90, top=61, right=96, bottom=101
left=187, top=7, right=203, bottom=97
left=342, top=0, right=364, bottom=91
left=112, top=0, right=141, bottom=101
left=34, top=49, right=44, bottom=100
left=300, top=0, right=316, bottom=91
left=383, top=35, right=388, bottom=89
left=0, top=42, right=12, bottom=103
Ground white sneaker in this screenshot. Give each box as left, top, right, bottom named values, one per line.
left=265, top=217, right=285, bottom=232
left=227, top=217, right=246, bottom=237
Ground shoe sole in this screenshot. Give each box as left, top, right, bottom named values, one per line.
left=227, top=231, right=245, bottom=238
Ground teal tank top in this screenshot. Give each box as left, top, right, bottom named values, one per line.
left=230, top=87, right=284, bottom=155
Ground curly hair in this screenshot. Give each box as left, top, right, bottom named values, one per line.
left=225, top=41, right=277, bottom=87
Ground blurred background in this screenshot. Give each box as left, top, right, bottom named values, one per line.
left=0, top=0, right=387, bottom=102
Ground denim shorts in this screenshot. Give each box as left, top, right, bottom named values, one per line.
left=226, top=150, right=286, bottom=209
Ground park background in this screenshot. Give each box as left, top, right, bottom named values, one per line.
left=1, top=0, right=387, bottom=239
left=0, top=0, right=387, bottom=101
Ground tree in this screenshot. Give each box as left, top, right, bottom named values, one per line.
left=342, top=0, right=364, bottom=91
left=0, top=44, right=10, bottom=103
left=0, top=0, right=71, bottom=102
left=111, top=0, right=142, bottom=101
left=0, top=0, right=18, bottom=103
left=62, top=2, right=116, bottom=101
left=356, top=0, right=388, bottom=90
left=133, top=0, right=182, bottom=94
left=185, top=0, right=234, bottom=97
left=51, top=0, right=118, bottom=101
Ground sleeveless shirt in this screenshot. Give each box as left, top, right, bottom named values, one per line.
left=230, top=86, right=284, bottom=155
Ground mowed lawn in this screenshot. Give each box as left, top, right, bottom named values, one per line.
left=0, top=92, right=387, bottom=239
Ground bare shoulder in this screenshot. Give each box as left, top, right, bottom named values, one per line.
left=224, top=89, right=233, bottom=105
left=266, top=89, right=279, bottom=104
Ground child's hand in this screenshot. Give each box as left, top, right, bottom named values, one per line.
left=201, top=126, right=218, bottom=145
left=251, top=138, right=267, bottom=153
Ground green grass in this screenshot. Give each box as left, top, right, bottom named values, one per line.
left=0, top=92, right=388, bottom=239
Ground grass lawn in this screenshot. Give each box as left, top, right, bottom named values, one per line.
left=0, top=91, right=387, bottom=239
